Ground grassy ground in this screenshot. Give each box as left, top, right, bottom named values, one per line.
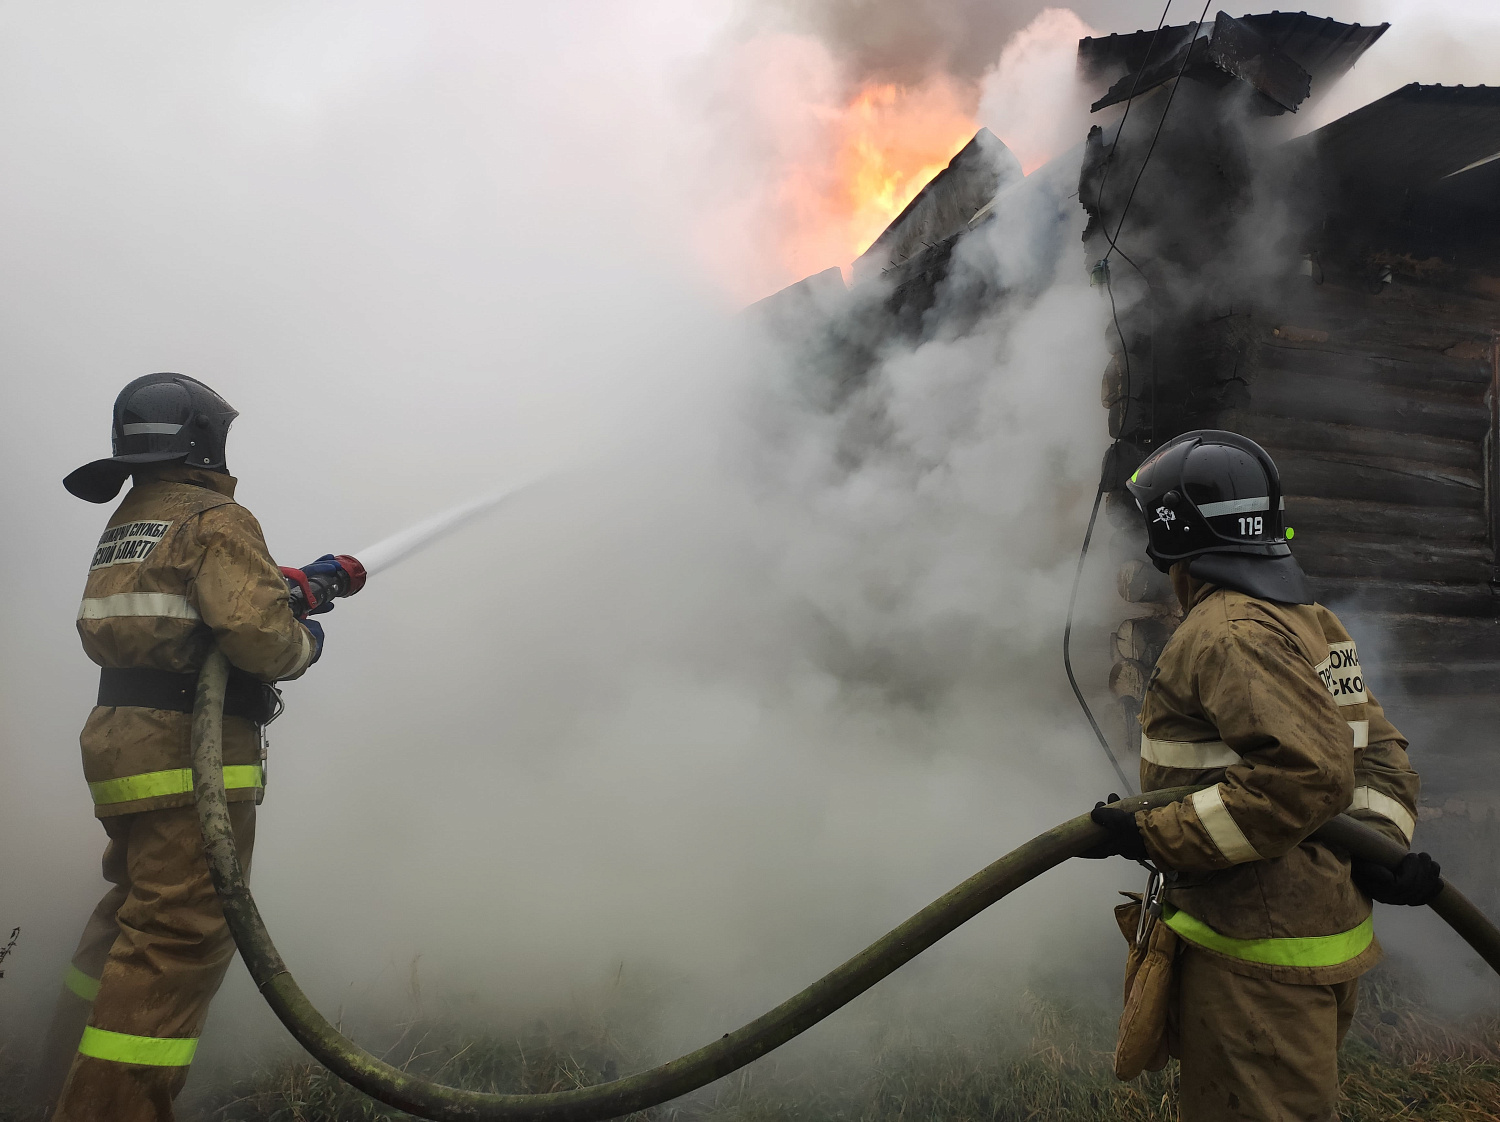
left=6, top=964, right=1499, bottom=1121
left=198, top=966, right=1500, bottom=1121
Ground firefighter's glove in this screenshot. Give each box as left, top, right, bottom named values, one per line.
left=1078, top=794, right=1150, bottom=863
left=281, top=555, right=346, bottom=615
left=1352, top=851, right=1442, bottom=907
left=303, top=619, right=326, bottom=665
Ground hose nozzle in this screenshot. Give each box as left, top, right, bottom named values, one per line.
left=283, top=554, right=367, bottom=618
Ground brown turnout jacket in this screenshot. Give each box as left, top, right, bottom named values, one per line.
left=1136, top=576, right=1419, bottom=984
left=77, top=465, right=315, bottom=818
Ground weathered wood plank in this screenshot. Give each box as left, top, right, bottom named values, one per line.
left=1384, top=662, right=1500, bottom=697
left=1259, top=280, right=1500, bottom=342
left=1314, top=577, right=1498, bottom=618
left=1249, top=369, right=1490, bottom=440
left=1265, top=447, right=1484, bottom=508
left=1255, top=341, right=1491, bottom=395
left=1292, top=529, right=1491, bottom=583
left=1344, top=613, right=1500, bottom=664
left=1223, top=411, right=1481, bottom=470
left=1283, top=495, right=1487, bottom=542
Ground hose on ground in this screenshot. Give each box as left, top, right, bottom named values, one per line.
left=191, top=648, right=1500, bottom=1122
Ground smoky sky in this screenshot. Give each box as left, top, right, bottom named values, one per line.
left=746, top=0, right=1500, bottom=90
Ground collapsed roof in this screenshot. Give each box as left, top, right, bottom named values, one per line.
left=1079, top=10, right=1387, bottom=113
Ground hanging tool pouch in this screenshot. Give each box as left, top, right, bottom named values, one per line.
left=1112, top=878, right=1179, bottom=1081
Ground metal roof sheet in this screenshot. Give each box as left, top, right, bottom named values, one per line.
left=1079, top=11, right=1386, bottom=92
left=1296, top=83, right=1500, bottom=192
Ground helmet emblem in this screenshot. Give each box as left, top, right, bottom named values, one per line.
left=1153, top=506, right=1177, bottom=529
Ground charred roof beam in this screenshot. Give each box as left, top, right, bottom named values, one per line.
left=1091, top=11, right=1312, bottom=115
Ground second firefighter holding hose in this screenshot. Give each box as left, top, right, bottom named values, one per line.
left=1082, top=430, right=1441, bottom=1122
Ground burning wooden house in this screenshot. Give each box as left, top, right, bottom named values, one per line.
left=757, top=10, right=1500, bottom=875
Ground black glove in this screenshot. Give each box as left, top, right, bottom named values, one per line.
left=1079, top=793, right=1150, bottom=863
left=1352, top=851, right=1442, bottom=906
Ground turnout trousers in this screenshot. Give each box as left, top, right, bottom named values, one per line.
left=38, top=804, right=255, bottom=1122
left=1171, top=946, right=1359, bottom=1122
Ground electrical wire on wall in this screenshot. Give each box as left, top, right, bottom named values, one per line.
left=1062, top=0, right=1213, bottom=793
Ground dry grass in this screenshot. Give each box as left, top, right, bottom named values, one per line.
left=187, top=965, right=1500, bottom=1122
left=6, top=964, right=1499, bottom=1121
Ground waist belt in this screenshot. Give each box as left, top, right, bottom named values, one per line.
left=97, top=666, right=281, bottom=725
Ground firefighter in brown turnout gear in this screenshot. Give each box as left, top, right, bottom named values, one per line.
left=35, top=373, right=350, bottom=1121
left=1082, top=431, right=1441, bottom=1122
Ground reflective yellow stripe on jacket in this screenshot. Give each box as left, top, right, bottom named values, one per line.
left=63, top=964, right=101, bottom=1002
left=88, top=765, right=263, bottom=806
left=1163, top=905, right=1374, bottom=968
left=78, top=1025, right=198, bottom=1067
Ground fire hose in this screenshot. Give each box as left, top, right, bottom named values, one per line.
left=191, top=648, right=1500, bottom=1122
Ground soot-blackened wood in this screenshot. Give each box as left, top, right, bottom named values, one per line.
left=1488, top=337, right=1499, bottom=577
left=1225, top=412, right=1482, bottom=470
left=881, top=233, right=961, bottom=341
left=1249, top=371, right=1491, bottom=441
left=1284, top=496, right=1487, bottom=543
left=1256, top=342, right=1493, bottom=397
left=1270, top=448, right=1484, bottom=509
left=1361, top=614, right=1500, bottom=663
left=1291, top=530, right=1492, bottom=584
left=1387, top=661, right=1500, bottom=698
left=1257, top=294, right=1500, bottom=360
left=1314, top=578, right=1499, bottom=618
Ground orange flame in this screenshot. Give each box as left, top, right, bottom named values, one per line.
left=837, top=82, right=978, bottom=265
left=776, top=77, right=978, bottom=285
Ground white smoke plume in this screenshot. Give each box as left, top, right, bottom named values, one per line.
left=2, top=0, right=1497, bottom=1107
left=0, top=4, right=1131, bottom=1092
left=978, top=9, right=1101, bottom=174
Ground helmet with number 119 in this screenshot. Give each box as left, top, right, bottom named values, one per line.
left=1125, top=429, right=1313, bottom=604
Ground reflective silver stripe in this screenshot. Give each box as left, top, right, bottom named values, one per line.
left=121, top=422, right=183, bottom=435
left=1141, top=736, right=1241, bottom=769
left=1190, top=785, right=1262, bottom=864
left=1350, top=786, right=1414, bottom=843
left=1197, top=496, right=1270, bottom=518
left=77, top=592, right=200, bottom=621
left=1348, top=720, right=1369, bottom=748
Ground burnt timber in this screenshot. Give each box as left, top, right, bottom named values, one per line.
left=757, top=11, right=1500, bottom=849
left=1079, top=17, right=1500, bottom=798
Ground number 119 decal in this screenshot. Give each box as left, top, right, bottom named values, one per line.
left=1238, top=516, right=1264, bottom=536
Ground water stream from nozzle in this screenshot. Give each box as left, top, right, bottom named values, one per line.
left=351, top=476, right=547, bottom=577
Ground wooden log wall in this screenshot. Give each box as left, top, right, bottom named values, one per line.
left=1104, top=270, right=1500, bottom=796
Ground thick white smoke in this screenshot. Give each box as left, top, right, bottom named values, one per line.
left=3, top=0, right=1497, bottom=1106
left=978, top=9, right=1100, bottom=174
left=0, top=4, right=1126, bottom=1094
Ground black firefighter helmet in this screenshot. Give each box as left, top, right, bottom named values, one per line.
left=1124, top=429, right=1313, bottom=605
left=64, top=373, right=238, bottom=503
